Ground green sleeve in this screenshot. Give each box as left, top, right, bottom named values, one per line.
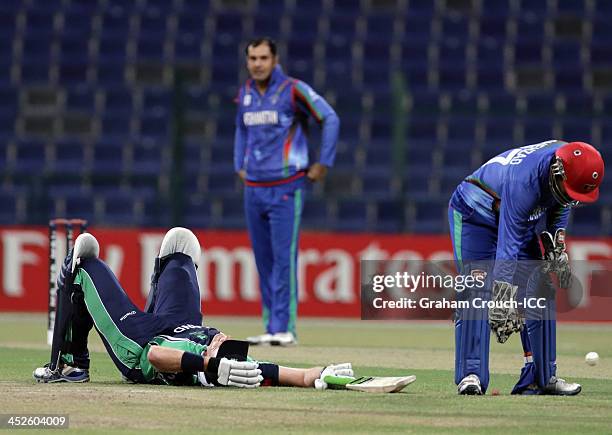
left=139, top=335, right=208, bottom=382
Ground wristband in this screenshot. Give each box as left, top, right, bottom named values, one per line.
left=180, top=352, right=204, bottom=373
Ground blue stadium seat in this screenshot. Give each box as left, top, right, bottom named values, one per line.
left=362, top=171, right=396, bottom=199
left=562, top=93, right=595, bottom=118
left=138, top=8, right=169, bottom=38
left=254, top=14, right=283, bottom=38
left=445, top=116, right=477, bottom=144
left=554, top=67, right=585, bottom=91
left=522, top=93, right=558, bottom=117
left=375, top=199, right=405, bottom=233
left=61, top=10, right=94, bottom=38
left=58, top=59, right=90, bottom=84
left=176, top=11, right=206, bottom=36
left=24, top=10, right=55, bottom=37
left=174, top=34, right=203, bottom=61
left=569, top=204, right=603, bottom=236
left=14, top=139, right=47, bottom=173
left=135, top=35, right=167, bottom=61
left=104, top=86, right=134, bottom=115
left=100, top=191, right=140, bottom=226
left=449, top=92, right=481, bottom=115
left=485, top=92, right=517, bottom=117
left=410, top=198, right=448, bottom=234
left=365, top=14, right=396, bottom=42
left=592, top=16, right=612, bottom=44
left=475, top=39, right=504, bottom=68
left=440, top=15, right=470, bottom=38
left=474, top=65, right=506, bottom=90
left=91, top=137, right=127, bottom=175
left=53, top=139, right=86, bottom=175
left=0, top=189, right=20, bottom=224
left=559, top=121, right=593, bottom=143
left=520, top=118, right=555, bottom=143
left=403, top=166, right=433, bottom=199
left=205, top=171, right=239, bottom=195
left=513, top=41, right=544, bottom=65
left=219, top=195, right=246, bottom=229
left=517, top=0, right=550, bottom=17
left=50, top=191, right=96, bottom=223
left=95, top=60, right=126, bottom=85
left=478, top=15, right=509, bottom=40
left=285, top=16, right=317, bottom=42
left=334, top=198, right=369, bottom=232
left=131, top=139, right=163, bottom=176
left=301, top=198, right=330, bottom=229
left=407, top=115, right=438, bottom=140
left=65, top=86, right=96, bottom=113
left=101, top=112, right=132, bottom=138
left=328, top=12, right=360, bottom=39
left=215, top=11, right=245, bottom=40
left=183, top=194, right=214, bottom=228
left=398, top=40, right=430, bottom=68
left=139, top=109, right=170, bottom=138
left=515, top=15, right=547, bottom=42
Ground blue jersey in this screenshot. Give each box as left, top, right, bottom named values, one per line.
left=234, top=65, right=339, bottom=181
left=452, top=140, right=571, bottom=282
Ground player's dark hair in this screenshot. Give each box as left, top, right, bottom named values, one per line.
left=245, top=37, right=277, bottom=56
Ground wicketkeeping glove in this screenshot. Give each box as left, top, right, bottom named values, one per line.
left=314, top=363, right=354, bottom=390
left=206, top=357, right=262, bottom=388
left=488, top=280, right=523, bottom=344
left=540, top=229, right=572, bottom=288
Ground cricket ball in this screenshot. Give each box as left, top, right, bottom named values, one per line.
left=585, top=352, right=599, bottom=366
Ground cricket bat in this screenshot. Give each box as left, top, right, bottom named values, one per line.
left=323, top=375, right=416, bottom=393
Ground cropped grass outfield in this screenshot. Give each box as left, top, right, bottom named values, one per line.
left=1, top=314, right=611, bottom=434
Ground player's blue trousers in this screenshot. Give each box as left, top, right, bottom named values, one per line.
left=244, top=176, right=304, bottom=335
left=449, top=190, right=557, bottom=393
left=73, top=253, right=203, bottom=381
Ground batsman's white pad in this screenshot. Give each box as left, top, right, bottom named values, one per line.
left=159, top=227, right=201, bottom=263
left=71, top=233, right=100, bottom=272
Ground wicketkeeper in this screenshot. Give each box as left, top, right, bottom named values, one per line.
left=448, top=140, right=605, bottom=395
left=33, top=227, right=354, bottom=389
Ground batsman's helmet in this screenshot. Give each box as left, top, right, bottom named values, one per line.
left=549, top=142, right=605, bottom=207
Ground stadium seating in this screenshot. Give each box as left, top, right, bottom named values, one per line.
left=0, top=0, right=607, bottom=235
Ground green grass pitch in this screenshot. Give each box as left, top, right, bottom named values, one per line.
left=1, top=313, right=611, bottom=434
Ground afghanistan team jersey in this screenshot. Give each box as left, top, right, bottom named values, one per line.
left=453, top=140, right=571, bottom=282
left=139, top=324, right=220, bottom=385
left=234, top=65, right=339, bottom=182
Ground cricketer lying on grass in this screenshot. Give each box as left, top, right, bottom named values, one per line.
left=448, top=140, right=605, bottom=396
left=33, top=227, right=414, bottom=392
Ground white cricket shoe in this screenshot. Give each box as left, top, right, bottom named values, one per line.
left=245, top=333, right=273, bottom=345
left=543, top=376, right=581, bottom=396
left=458, top=374, right=483, bottom=395
left=71, top=233, right=100, bottom=272
left=270, top=332, right=297, bottom=346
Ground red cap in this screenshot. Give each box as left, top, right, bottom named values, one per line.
left=555, top=142, right=605, bottom=203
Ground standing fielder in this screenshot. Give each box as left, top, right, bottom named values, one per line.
left=33, top=228, right=353, bottom=388
left=234, top=37, right=339, bottom=345
left=448, top=140, right=605, bottom=395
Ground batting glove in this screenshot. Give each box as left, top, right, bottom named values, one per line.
left=314, top=363, right=354, bottom=390
left=206, top=357, right=262, bottom=388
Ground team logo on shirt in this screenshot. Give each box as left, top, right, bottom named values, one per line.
left=243, top=94, right=252, bottom=106
left=243, top=110, right=279, bottom=126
